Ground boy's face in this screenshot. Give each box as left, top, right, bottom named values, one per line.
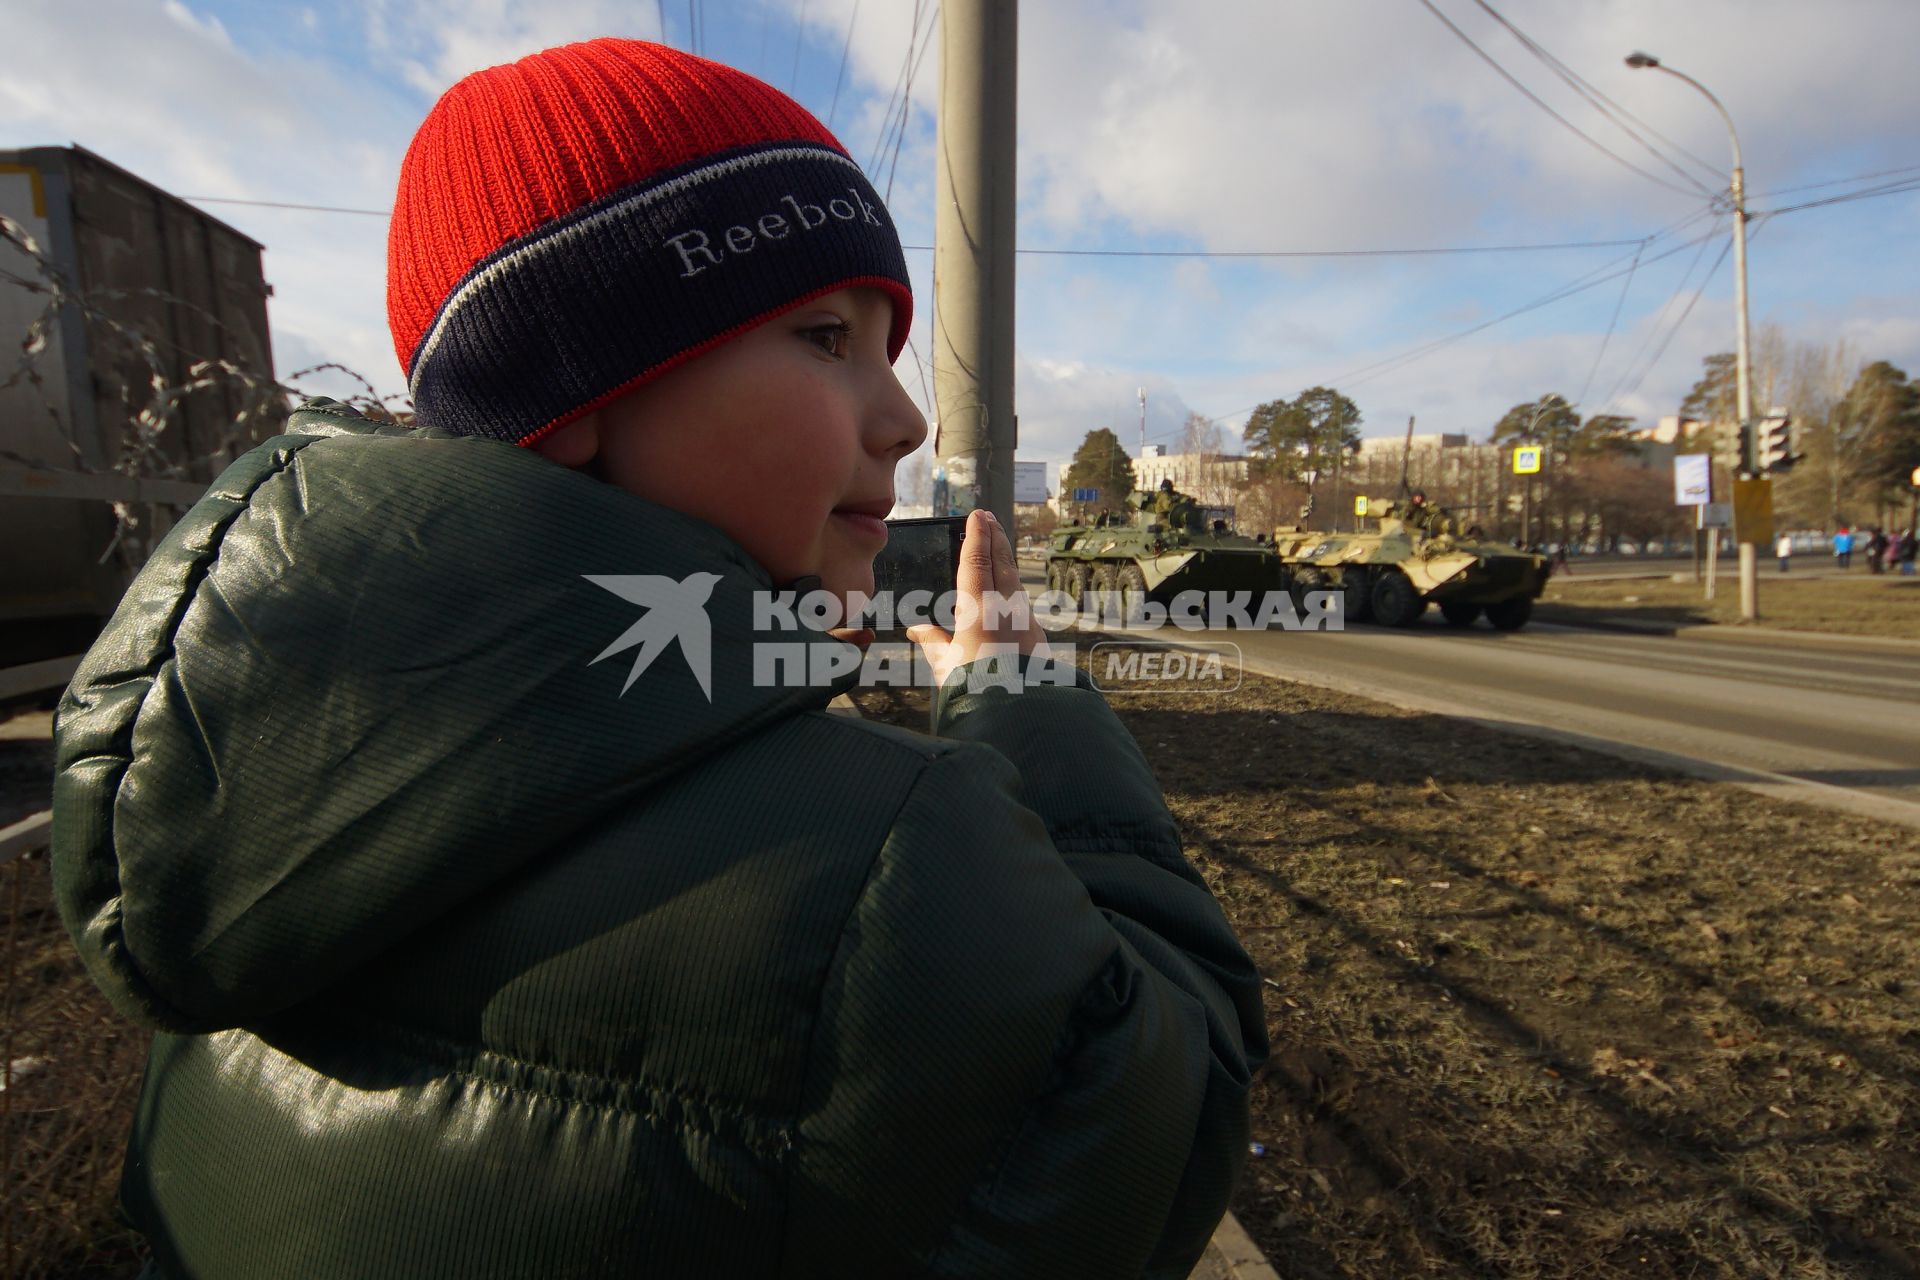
left=581, top=287, right=927, bottom=601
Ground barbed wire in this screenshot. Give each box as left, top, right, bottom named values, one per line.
left=1, top=212, right=405, bottom=567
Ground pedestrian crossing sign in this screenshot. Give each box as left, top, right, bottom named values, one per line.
left=1512, top=446, right=1542, bottom=475
left=1353, top=496, right=1369, bottom=515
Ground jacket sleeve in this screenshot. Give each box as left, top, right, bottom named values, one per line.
left=784, top=662, right=1267, bottom=1279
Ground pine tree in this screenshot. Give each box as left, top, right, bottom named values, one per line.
left=1839, top=361, right=1920, bottom=498
left=1062, top=428, right=1137, bottom=510
left=1242, top=387, right=1362, bottom=478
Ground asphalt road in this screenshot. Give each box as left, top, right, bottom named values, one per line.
left=1224, top=619, right=1920, bottom=806
left=1020, top=563, right=1920, bottom=823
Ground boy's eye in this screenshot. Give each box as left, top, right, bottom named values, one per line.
left=803, top=322, right=853, bottom=358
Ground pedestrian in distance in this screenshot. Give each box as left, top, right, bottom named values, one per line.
left=1776, top=532, right=1793, bottom=573
left=1866, top=526, right=1889, bottom=575
left=1898, top=528, right=1918, bottom=576
left=49, top=39, right=1266, bottom=1280
left=1834, top=525, right=1854, bottom=570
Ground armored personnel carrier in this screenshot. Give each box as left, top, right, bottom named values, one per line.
left=1272, top=496, right=1550, bottom=629
left=1046, top=486, right=1283, bottom=622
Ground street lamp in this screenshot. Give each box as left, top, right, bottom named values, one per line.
left=1626, top=50, right=1759, bottom=619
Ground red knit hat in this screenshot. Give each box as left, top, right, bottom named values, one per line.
left=388, top=39, right=913, bottom=445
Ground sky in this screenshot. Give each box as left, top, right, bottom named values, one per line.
left=4, top=0, right=1918, bottom=491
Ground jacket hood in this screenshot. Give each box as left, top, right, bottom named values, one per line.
left=53, top=399, right=856, bottom=1032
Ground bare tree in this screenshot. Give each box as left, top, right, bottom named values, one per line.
left=1176, top=411, right=1240, bottom=507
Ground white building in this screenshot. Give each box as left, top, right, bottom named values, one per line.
left=1131, top=445, right=1250, bottom=504
left=1353, top=432, right=1468, bottom=459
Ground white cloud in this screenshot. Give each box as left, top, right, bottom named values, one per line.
left=3, top=0, right=1914, bottom=464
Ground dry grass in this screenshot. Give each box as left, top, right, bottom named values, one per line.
left=860, top=657, right=1920, bottom=1278
left=3, top=853, right=153, bottom=1280
left=1537, top=570, right=1920, bottom=639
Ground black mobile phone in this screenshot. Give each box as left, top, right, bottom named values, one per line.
left=866, top=515, right=968, bottom=639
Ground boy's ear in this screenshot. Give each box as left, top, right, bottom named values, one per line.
left=531, top=413, right=602, bottom=468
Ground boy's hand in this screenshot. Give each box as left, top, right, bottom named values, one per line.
left=907, top=509, right=1048, bottom=686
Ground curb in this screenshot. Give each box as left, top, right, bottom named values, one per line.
left=1670, top=622, right=1920, bottom=652
left=1532, top=612, right=1920, bottom=651
left=1191, top=1211, right=1282, bottom=1280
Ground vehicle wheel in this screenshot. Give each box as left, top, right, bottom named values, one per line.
left=1066, top=563, right=1092, bottom=611
left=1370, top=570, right=1425, bottom=627
left=1092, top=562, right=1120, bottom=622
left=1485, top=596, right=1533, bottom=631
left=1045, top=559, right=1063, bottom=593
left=1118, top=564, right=1151, bottom=626
left=1339, top=568, right=1374, bottom=624
left=1289, top=567, right=1327, bottom=611
left=1439, top=600, right=1482, bottom=628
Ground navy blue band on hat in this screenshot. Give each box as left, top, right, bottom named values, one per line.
left=407, top=142, right=911, bottom=445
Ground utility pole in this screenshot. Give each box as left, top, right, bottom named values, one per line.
left=1138, top=386, right=1147, bottom=459
left=1628, top=52, right=1759, bottom=620
left=934, top=0, right=1018, bottom=528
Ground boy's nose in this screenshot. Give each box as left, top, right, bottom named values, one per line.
left=873, top=366, right=929, bottom=459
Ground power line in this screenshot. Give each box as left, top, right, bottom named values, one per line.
left=180, top=196, right=387, bottom=215
left=1334, top=227, right=1724, bottom=389
left=1754, top=161, right=1920, bottom=198
left=883, top=7, right=939, bottom=202
left=866, top=0, right=930, bottom=174
left=1574, top=237, right=1643, bottom=408
left=789, top=0, right=809, bottom=93
left=894, top=237, right=1650, bottom=259
left=1466, top=0, right=1725, bottom=191
left=1602, top=235, right=1734, bottom=413
left=1595, top=219, right=1723, bottom=412
left=1412, top=0, right=1711, bottom=199
left=827, top=0, right=862, bottom=129
left=1755, top=176, right=1920, bottom=218
left=1189, top=218, right=1725, bottom=433
left=171, top=196, right=1672, bottom=262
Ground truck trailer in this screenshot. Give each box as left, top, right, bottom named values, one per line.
left=0, top=145, right=283, bottom=676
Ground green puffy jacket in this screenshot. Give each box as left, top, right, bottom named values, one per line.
left=53, top=400, right=1267, bottom=1279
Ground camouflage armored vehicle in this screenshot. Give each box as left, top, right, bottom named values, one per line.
left=1272, top=495, right=1551, bottom=630
left=1047, top=483, right=1283, bottom=621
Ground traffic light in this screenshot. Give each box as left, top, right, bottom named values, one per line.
left=1720, top=422, right=1754, bottom=476
left=1758, top=412, right=1800, bottom=474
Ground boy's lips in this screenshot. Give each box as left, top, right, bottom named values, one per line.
left=832, top=501, right=892, bottom=543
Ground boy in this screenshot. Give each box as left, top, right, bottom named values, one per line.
left=52, top=39, right=1265, bottom=1279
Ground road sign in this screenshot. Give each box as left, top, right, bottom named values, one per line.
left=1072, top=487, right=1100, bottom=503
left=1014, top=461, right=1048, bottom=504
left=1512, top=445, right=1542, bottom=475
left=1732, top=476, right=1773, bottom=544
left=1353, top=495, right=1369, bottom=515
left=1699, top=502, right=1732, bottom=529
left=1673, top=453, right=1711, bottom=506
